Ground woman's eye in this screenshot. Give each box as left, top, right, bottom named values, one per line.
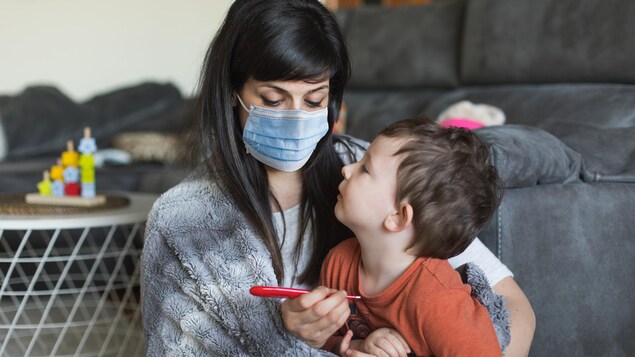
left=306, top=100, right=323, bottom=108
left=262, top=98, right=281, bottom=106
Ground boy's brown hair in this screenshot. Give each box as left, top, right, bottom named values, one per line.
left=380, top=117, right=503, bottom=259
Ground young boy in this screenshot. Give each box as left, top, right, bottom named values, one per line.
left=320, top=118, right=506, bottom=357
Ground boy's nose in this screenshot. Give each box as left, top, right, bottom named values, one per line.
left=341, top=165, right=351, bottom=179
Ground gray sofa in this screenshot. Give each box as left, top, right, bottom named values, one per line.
left=337, top=0, right=635, bottom=355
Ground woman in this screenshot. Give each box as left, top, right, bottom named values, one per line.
left=141, top=0, right=535, bottom=355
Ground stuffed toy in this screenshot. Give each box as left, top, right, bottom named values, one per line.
left=436, top=100, right=506, bottom=130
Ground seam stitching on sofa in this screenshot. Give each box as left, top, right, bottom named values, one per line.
left=497, top=207, right=502, bottom=259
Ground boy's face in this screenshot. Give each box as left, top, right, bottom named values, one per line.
left=335, top=135, right=405, bottom=233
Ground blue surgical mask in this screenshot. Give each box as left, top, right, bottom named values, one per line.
left=237, top=95, right=329, bottom=172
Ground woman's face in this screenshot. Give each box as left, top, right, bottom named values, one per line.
left=236, top=77, right=330, bottom=128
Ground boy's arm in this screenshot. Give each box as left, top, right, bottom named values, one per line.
left=493, top=277, right=536, bottom=357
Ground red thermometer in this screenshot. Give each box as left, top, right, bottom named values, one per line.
left=250, top=286, right=361, bottom=300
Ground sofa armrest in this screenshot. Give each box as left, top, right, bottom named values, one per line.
left=476, top=125, right=583, bottom=188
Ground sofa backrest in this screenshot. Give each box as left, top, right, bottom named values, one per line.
left=336, top=0, right=465, bottom=90
left=461, top=0, right=635, bottom=85
left=338, top=0, right=635, bottom=87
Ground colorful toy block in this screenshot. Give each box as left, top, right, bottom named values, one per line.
left=51, top=180, right=64, bottom=197
left=28, top=126, right=105, bottom=206
left=81, top=183, right=96, bottom=198
left=78, top=127, right=97, bottom=155
left=37, top=170, right=52, bottom=196
left=50, top=159, right=64, bottom=181
left=61, top=140, right=79, bottom=167
left=63, top=166, right=80, bottom=183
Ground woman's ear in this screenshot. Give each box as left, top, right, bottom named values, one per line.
left=384, top=202, right=413, bottom=232
left=231, top=93, right=238, bottom=107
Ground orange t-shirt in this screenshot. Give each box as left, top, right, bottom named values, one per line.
left=320, top=238, right=501, bottom=357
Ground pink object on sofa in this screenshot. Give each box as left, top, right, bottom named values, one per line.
left=438, top=118, right=485, bottom=130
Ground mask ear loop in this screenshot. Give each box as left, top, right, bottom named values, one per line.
left=235, top=94, right=251, bottom=113
left=235, top=94, right=253, bottom=155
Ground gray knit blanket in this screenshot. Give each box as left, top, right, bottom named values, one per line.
left=142, top=141, right=510, bottom=356
left=142, top=172, right=327, bottom=356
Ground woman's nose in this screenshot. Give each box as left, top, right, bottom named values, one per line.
left=291, top=100, right=302, bottom=110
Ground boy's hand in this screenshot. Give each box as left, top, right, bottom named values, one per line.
left=339, top=330, right=375, bottom=356
left=338, top=330, right=357, bottom=356
left=340, top=328, right=411, bottom=357
left=280, top=286, right=351, bottom=348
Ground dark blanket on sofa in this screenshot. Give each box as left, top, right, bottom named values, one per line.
left=0, top=82, right=192, bottom=160
left=0, top=83, right=193, bottom=194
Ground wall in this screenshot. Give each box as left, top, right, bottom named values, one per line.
left=0, top=0, right=233, bottom=101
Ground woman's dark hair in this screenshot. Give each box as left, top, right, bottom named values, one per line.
left=196, top=0, right=352, bottom=284
left=380, top=118, right=503, bottom=259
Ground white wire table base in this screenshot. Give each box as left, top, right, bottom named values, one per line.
left=0, top=222, right=146, bottom=357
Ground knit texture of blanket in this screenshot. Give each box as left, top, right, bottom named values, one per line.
left=142, top=170, right=332, bottom=356
left=462, top=263, right=511, bottom=352
left=142, top=137, right=510, bottom=356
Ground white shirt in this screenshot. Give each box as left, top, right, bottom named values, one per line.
left=448, top=237, right=513, bottom=285
left=273, top=204, right=314, bottom=290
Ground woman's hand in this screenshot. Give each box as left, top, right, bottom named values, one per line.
left=280, top=286, right=351, bottom=348
left=339, top=328, right=411, bottom=357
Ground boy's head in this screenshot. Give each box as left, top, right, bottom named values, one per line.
left=335, top=117, right=502, bottom=259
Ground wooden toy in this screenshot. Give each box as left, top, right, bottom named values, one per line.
left=79, top=154, right=95, bottom=169
left=27, top=126, right=105, bottom=207
left=51, top=180, right=64, bottom=196
left=50, top=159, right=64, bottom=181
left=79, top=126, right=97, bottom=197
left=78, top=127, right=97, bottom=155
left=63, top=166, right=80, bottom=183
left=61, top=140, right=79, bottom=167
left=80, top=169, right=95, bottom=183
left=25, top=193, right=105, bottom=207
left=37, top=170, right=52, bottom=196
left=64, top=182, right=81, bottom=196
left=81, top=183, right=96, bottom=198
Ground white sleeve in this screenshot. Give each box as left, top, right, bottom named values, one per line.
left=448, top=238, right=513, bottom=286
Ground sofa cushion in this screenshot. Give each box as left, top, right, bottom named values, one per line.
left=337, top=0, right=464, bottom=89
left=344, top=89, right=448, bottom=141
left=423, top=84, right=635, bottom=183
left=461, top=0, right=635, bottom=84
left=475, top=125, right=582, bottom=188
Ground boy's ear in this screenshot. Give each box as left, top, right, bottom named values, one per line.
left=384, top=202, right=413, bottom=232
